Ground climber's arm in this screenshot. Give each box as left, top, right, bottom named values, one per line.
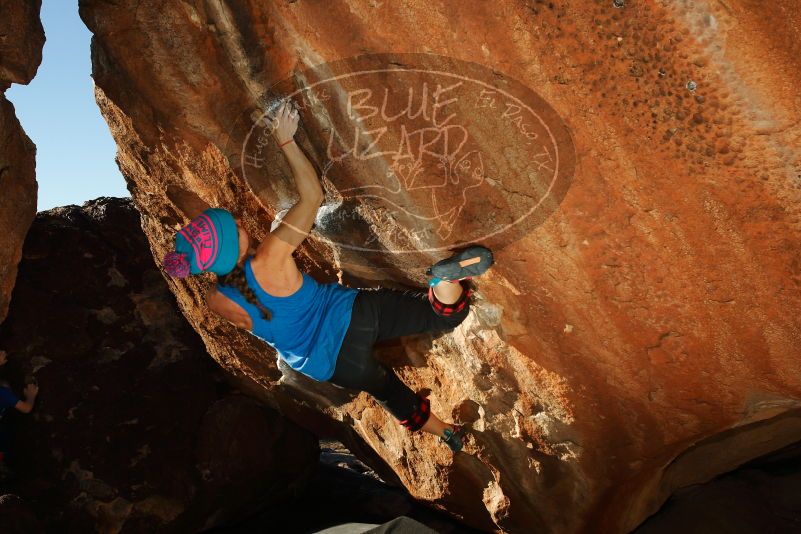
left=13, top=384, right=37, bottom=414
left=263, top=195, right=323, bottom=256
left=279, top=141, right=325, bottom=204
left=256, top=101, right=324, bottom=259
left=205, top=286, right=254, bottom=330
left=14, top=400, right=34, bottom=414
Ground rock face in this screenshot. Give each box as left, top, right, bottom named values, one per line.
left=0, top=198, right=319, bottom=532
left=0, top=494, right=42, bottom=534
left=635, top=441, right=801, bottom=533
left=78, top=1, right=801, bottom=532
left=0, top=0, right=44, bottom=324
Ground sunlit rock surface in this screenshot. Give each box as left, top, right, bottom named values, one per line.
left=79, top=1, right=801, bottom=532
left=0, top=0, right=44, bottom=323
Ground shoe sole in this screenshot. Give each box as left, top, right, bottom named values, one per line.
left=427, top=246, right=494, bottom=281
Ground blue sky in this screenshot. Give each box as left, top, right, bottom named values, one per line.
left=7, top=0, right=128, bottom=212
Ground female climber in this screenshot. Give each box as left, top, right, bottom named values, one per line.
left=161, top=100, right=493, bottom=452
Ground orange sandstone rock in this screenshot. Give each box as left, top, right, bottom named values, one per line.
left=0, top=0, right=44, bottom=323
left=79, top=1, right=801, bottom=532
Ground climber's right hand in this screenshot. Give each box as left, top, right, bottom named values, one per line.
left=24, top=383, right=38, bottom=400
left=270, top=100, right=299, bottom=145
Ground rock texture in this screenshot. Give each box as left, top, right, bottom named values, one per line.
left=0, top=494, right=42, bottom=534
left=0, top=198, right=319, bottom=532
left=0, top=0, right=44, bottom=324
left=223, top=440, right=484, bottom=534
left=636, top=441, right=801, bottom=533
left=78, top=1, right=801, bottom=532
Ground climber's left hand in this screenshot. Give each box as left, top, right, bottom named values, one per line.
left=270, top=100, right=299, bottom=144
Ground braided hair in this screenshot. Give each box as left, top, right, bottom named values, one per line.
left=219, top=264, right=272, bottom=320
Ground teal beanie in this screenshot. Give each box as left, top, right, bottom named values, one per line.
left=163, top=208, right=239, bottom=278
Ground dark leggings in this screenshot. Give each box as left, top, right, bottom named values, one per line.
left=328, top=284, right=470, bottom=427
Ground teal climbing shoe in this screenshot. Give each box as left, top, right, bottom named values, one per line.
left=426, top=245, right=494, bottom=284
left=441, top=426, right=466, bottom=453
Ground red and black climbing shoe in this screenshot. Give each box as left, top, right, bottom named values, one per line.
left=399, top=396, right=431, bottom=432
left=441, top=425, right=467, bottom=453
left=426, top=245, right=494, bottom=285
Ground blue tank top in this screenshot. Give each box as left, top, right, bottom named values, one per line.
left=215, top=257, right=358, bottom=381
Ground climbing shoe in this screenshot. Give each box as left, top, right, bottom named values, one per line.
left=426, top=245, right=494, bottom=286
left=441, top=426, right=467, bottom=453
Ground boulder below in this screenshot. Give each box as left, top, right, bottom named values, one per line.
left=0, top=198, right=319, bottom=532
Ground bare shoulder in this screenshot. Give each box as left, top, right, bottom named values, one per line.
left=205, top=285, right=253, bottom=331
left=254, top=231, right=294, bottom=264
left=250, top=245, right=300, bottom=278
left=250, top=248, right=303, bottom=296
left=205, top=286, right=227, bottom=314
